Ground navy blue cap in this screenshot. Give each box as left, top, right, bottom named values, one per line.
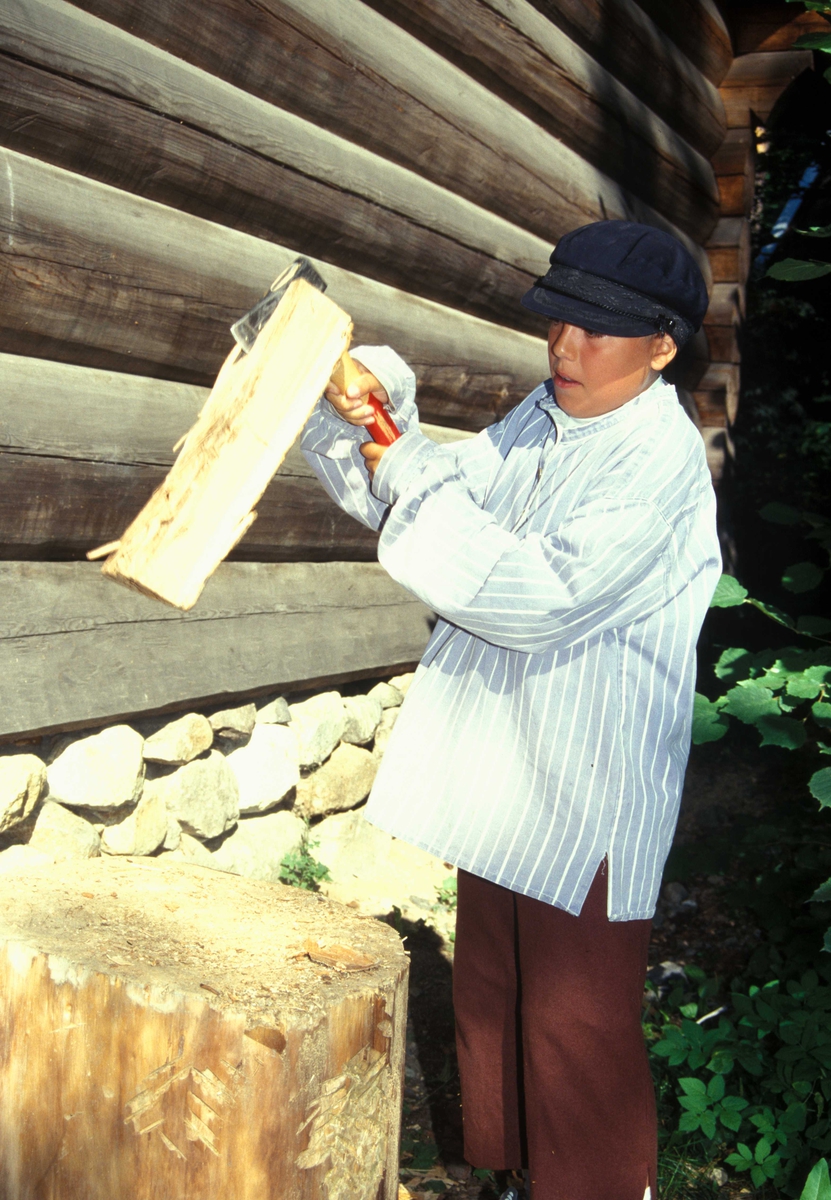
left=521, top=221, right=709, bottom=348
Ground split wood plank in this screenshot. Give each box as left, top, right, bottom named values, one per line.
left=523, top=0, right=726, bottom=154
left=343, top=0, right=720, bottom=240
left=0, top=858, right=408, bottom=1200
left=0, top=0, right=549, bottom=335
left=65, top=0, right=710, bottom=266
left=98, top=279, right=353, bottom=609
left=0, top=355, right=471, bottom=561
left=0, top=561, right=433, bottom=740
left=0, top=148, right=548, bottom=428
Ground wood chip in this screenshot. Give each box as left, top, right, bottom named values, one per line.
left=303, top=939, right=380, bottom=973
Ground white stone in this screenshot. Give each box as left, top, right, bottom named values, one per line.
left=388, top=672, right=415, bottom=698
left=209, top=703, right=256, bottom=741
left=150, top=751, right=239, bottom=840
left=101, top=786, right=169, bottom=856
left=256, top=695, right=291, bottom=725
left=342, top=695, right=383, bottom=746
left=159, top=832, right=216, bottom=867
left=29, top=801, right=101, bottom=859
left=225, top=724, right=299, bottom=815
left=372, top=707, right=401, bottom=759
left=315, top=808, right=451, bottom=917
left=296, top=743, right=377, bottom=819
left=0, top=754, right=46, bottom=833
left=289, top=691, right=346, bottom=767
left=0, top=844, right=56, bottom=874
left=367, top=681, right=403, bottom=709
left=46, top=726, right=144, bottom=811
left=143, top=713, right=213, bottom=765
left=164, top=814, right=182, bottom=851
left=212, top=810, right=306, bottom=883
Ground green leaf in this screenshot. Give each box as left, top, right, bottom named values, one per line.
left=800, top=1158, right=831, bottom=1200
left=678, top=1112, right=701, bottom=1133
left=811, top=878, right=831, bottom=903
left=700, top=1109, right=717, bottom=1141
left=679, top=1076, right=707, bottom=1096
left=749, top=598, right=798, bottom=630
left=787, top=675, right=823, bottom=700
left=715, top=646, right=754, bottom=682
left=720, top=1108, right=743, bottom=1132
left=722, top=681, right=781, bottom=724
left=756, top=1137, right=773, bottom=1163
left=692, top=693, right=729, bottom=744
left=808, top=664, right=831, bottom=685
left=800, top=225, right=831, bottom=239
left=761, top=501, right=803, bottom=525
left=783, top=562, right=825, bottom=593
left=794, top=31, right=831, bottom=49
left=710, top=573, right=748, bottom=607
left=813, top=702, right=831, bottom=728
left=756, top=714, right=808, bottom=749
left=767, top=259, right=831, bottom=282
left=799, top=617, right=831, bottom=637
left=810, top=768, right=831, bottom=809
left=707, top=1074, right=726, bottom=1101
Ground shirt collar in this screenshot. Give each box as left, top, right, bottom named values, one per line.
left=536, top=374, right=678, bottom=439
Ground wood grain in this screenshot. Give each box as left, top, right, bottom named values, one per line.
left=719, top=50, right=813, bottom=127
left=356, top=0, right=720, bottom=241
left=0, top=561, right=434, bottom=739
left=0, top=149, right=549, bottom=428
left=522, top=0, right=726, bottom=153
left=0, top=858, right=408, bottom=1199
left=629, top=0, right=733, bottom=85
left=63, top=0, right=710, bottom=265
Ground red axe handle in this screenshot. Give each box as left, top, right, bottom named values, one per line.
left=331, top=351, right=401, bottom=447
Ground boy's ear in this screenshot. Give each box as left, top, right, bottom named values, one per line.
left=650, top=333, right=678, bottom=372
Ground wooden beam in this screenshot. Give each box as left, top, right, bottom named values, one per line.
left=712, top=129, right=755, bottom=218
left=0, top=561, right=434, bottom=741
left=706, top=218, right=751, bottom=285
left=720, top=50, right=813, bottom=127
left=62, top=0, right=710, bottom=268
left=729, top=5, right=830, bottom=56
left=355, top=0, right=720, bottom=241
left=0, top=0, right=550, bottom=336
left=630, top=0, right=733, bottom=86
left=0, top=355, right=472, bottom=562
left=0, top=149, right=549, bottom=428
left=501, top=0, right=727, bottom=156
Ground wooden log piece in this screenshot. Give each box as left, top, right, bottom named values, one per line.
left=0, top=0, right=551, bottom=337
left=0, top=561, right=433, bottom=740
left=0, top=354, right=472, bottom=562
left=706, top=218, right=751, bottom=284
left=98, top=279, right=353, bottom=609
left=0, top=149, right=548, bottom=430
left=0, top=857, right=408, bottom=1200
left=64, top=0, right=712, bottom=264
left=356, top=0, right=720, bottom=240
left=629, top=0, right=733, bottom=85
left=523, top=0, right=726, bottom=155
left=720, top=50, right=813, bottom=127
left=731, top=4, right=831, bottom=55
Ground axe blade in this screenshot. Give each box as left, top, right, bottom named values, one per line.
left=231, top=256, right=328, bottom=352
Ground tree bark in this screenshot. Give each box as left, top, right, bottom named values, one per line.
left=0, top=857, right=409, bottom=1200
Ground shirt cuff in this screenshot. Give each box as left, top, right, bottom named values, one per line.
left=371, top=431, right=437, bottom=506
left=351, top=345, right=415, bottom=414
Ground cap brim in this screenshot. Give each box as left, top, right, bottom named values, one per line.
left=520, top=286, right=659, bottom=338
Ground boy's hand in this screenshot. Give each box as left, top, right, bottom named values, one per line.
left=324, top=360, right=389, bottom=428
left=359, top=441, right=387, bottom=482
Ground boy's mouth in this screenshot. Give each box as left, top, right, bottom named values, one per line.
left=553, top=371, right=580, bottom=388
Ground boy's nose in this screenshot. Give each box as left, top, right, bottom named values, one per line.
left=550, top=323, right=579, bottom=359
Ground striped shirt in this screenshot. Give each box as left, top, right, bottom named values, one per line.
left=302, top=346, right=721, bottom=919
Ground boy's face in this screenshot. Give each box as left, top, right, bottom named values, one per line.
left=547, top=321, right=677, bottom=418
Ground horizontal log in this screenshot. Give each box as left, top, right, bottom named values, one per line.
left=0, top=354, right=472, bottom=561
left=695, top=362, right=740, bottom=423
left=711, top=129, right=755, bottom=178
left=717, top=174, right=755, bottom=218
left=630, top=0, right=733, bottom=86
left=706, top=218, right=751, bottom=284
left=720, top=51, right=813, bottom=127
left=704, top=325, right=741, bottom=363
left=694, top=390, right=729, bottom=429
left=731, top=5, right=830, bottom=55
left=522, top=0, right=726, bottom=156
left=0, top=561, right=434, bottom=740
left=357, top=0, right=719, bottom=240
left=64, top=0, right=711, bottom=267
left=704, top=283, right=746, bottom=328
left=0, top=0, right=552, bottom=335
left=0, top=150, right=550, bottom=429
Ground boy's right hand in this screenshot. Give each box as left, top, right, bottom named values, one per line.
left=324, top=361, right=389, bottom=429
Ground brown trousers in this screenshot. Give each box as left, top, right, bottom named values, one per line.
left=453, top=865, right=656, bottom=1200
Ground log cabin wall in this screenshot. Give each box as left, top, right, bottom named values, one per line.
left=0, top=0, right=805, bottom=738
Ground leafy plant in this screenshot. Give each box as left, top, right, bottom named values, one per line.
left=434, top=875, right=458, bottom=911
left=279, top=825, right=332, bottom=891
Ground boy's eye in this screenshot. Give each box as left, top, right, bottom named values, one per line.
left=584, top=328, right=605, bottom=339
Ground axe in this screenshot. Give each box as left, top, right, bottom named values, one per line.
left=232, top=257, right=401, bottom=447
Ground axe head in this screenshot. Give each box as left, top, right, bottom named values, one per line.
left=231, top=256, right=328, bottom=352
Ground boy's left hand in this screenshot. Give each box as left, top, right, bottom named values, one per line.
left=359, top=441, right=387, bottom=482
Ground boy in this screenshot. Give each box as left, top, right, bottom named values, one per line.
left=301, top=221, right=722, bottom=1200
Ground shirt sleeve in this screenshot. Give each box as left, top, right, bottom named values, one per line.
left=300, top=344, right=419, bottom=531
left=371, top=441, right=675, bottom=654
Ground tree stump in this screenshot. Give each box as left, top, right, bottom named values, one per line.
left=0, top=858, right=408, bottom=1200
